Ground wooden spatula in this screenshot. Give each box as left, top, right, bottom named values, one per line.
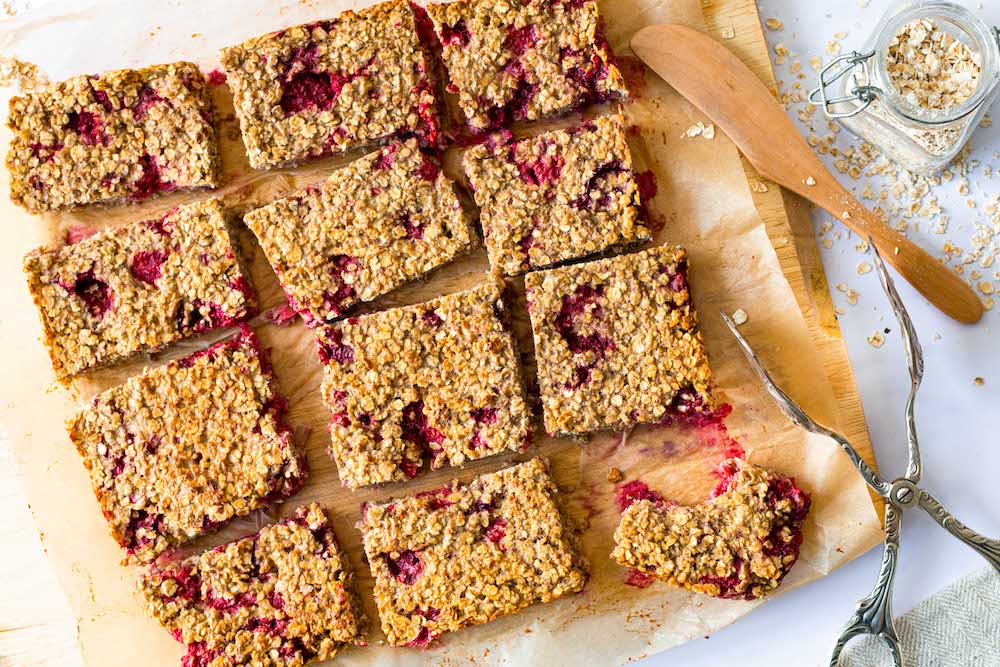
left=631, top=24, right=983, bottom=324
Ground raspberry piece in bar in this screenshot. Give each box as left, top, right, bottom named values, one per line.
left=359, top=458, right=587, bottom=646
left=23, top=199, right=253, bottom=381
left=219, top=0, right=440, bottom=169
left=463, top=115, right=649, bottom=276
left=139, top=503, right=366, bottom=665
left=611, top=459, right=811, bottom=600
left=244, top=139, right=476, bottom=325
left=6, top=62, right=220, bottom=212
left=426, top=0, right=628, bottom=133
left=68, top=326, right=307, bottom=563
left=524, top=245, right=713, bottom=436
left=316, top=282, right=530, bottom=489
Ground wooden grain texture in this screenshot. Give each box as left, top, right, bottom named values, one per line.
left=0, top=0, right=879, bottom=664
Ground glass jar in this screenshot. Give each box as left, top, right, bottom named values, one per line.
left=810, top=0, right=999, bottom=174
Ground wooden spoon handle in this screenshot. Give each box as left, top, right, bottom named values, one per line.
left=765, top=148, right=983, bottom=324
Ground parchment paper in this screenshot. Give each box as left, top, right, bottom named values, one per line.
left=0, top=0, right=884, bottom=665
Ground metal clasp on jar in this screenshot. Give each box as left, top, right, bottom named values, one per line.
left=809, top=50, right=882, bottom=119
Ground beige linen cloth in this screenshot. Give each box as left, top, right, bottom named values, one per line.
left=841, top=567, right=1000, bottom=667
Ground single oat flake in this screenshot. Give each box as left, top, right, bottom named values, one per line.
left=868, top=331, right=886, bottom=348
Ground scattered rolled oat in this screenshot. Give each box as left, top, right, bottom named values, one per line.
left=765, top=18, right=783, bottom=31
left=973, top=377, right=984, bottom=386
left=867, top=331, right=886, bottom=347
left=607, top=467, right=624, bottom=483
left=682, top=121, right=715, bottom=139
left=750, top=182, right=769, bottom=193
left=805, top=176, right=817, bottom=185
left=721, top=26, right=735, bottom=40
left=731, top=308, right=749, bottom=325
left=857, top=261, right=873, bottom=275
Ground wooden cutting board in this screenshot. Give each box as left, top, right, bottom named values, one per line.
left=0, top=0, right=879, bottom=664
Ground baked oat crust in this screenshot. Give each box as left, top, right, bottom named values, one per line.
left=68, top=326, right=307, bottom=563
left=611, top=459, right=811, bottom=600
left=139, top=503, right=366, bottom=667
left=463, top=114, right=649, bottom=275
left=244, top=139, right=476, bottom=325
left=7, top=61, right=220, bottom=212
left=358, top=458, right=587, bottom=646
left=23, top=198, right=253, bottom=381
left=219, top=0, right=439, bottom=169
left=427, top=0, right=627, bottom=133
left=525, top=245, right=713, bottom=436
left=316, top=281, right=531, bottom=489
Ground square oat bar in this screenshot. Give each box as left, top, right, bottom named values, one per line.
left=244, top=139, right=476, bottom=325
left=24, top=198, right=253, bottom=381
left=316, top=282, right=530, bottom=489
left=219, top=0, right=440, bottom=169
left=463, top=115, right=649, bottom=275
left=7, top=62, right=220, bottom=213
left=611, top=458, right=811, bottom=600
left=524, top=245, right=714, bottom=436
left=427, top=0, right=628, bottom=132
left=358, top=458, right=587, bottom=646
left=139, top=503, right=366, bottom=666
left=69, top=326, right=307, bottom=563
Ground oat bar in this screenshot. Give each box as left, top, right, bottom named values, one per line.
left=463, top=115, right=649, bottom=275
left=611, top=459, right=811, bottom=600
left=24, top=198, right=253, bottom=380
left=69, top=326, right=307, bottom=563
left=524, top=245, right=713, bottom=436
left=358, top=458, right=587, bottom=646
left=139, top=503, right=365, bottom=667
left=219, top=0, right=439, bottom=170
left=426, top=0, right=628, bottom=133
left=244, top=139, right=476, bottom=325
left=7, top=62, right=220, bottom=213
left=316, top=282, right=530, bottom=489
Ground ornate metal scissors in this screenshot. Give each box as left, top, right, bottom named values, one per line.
left=721, top=241, right=1000, bottom=667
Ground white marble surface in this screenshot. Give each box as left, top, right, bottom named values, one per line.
left=641, top=0, right=1000, bottom=665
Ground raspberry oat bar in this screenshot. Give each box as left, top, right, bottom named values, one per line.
left=611, top=459, right=811, bottom=600
left=24, top=198, right=253, bottom=381
left=219, top=0, right=439, bottom=170
left=69, top=326, right=307, bottom=563
left=426, top=0, right=628, bottom=132
left=359, top=458, right=587, bottom=646
left=316, top=282, right=530, bottom=489
left=524, top=245, right=713, bottom=436
left=244, top=139, right=476, bottom=325
left=139, top=503, right=366, bottom=667
left=463, top=115, right=649, bottom=275
left=7, top=62, right=220, bottom=213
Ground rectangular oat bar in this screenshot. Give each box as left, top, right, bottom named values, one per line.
left=219, top=0, right=440, bottom=170
left=611, top=459, right=811, bottom=600
left=24, top=198, right=253, bottom=380
left=427, top=0, right=628, bottom=133
left=139, top=503, right=365, bottom=666
left=358, top=458, right=587, bottom=646
left=69, top=326, right=307, bottom=563
left=316, top=282, right=530, bottom=489
left=524, top=245, right=714, bottom=436
left=463, top=114, right=649, bottom=275
left=7, top=61, right=220, bottom=213
left=244, top=139, right=476, bottom=325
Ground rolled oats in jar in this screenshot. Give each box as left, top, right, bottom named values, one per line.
left=811, top=0, right=999, bottom=174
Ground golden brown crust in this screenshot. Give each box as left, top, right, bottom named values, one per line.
left=524, top=245, right=713, bottom=436
left=244, top=139, right=476, bottom=325
left=219, top=0, right=439, bottom=169
left=463, top=114, right=648, bottom=275
left=316, top=282, right=531, bottom=488
left=23, top=198, right=252, bottom=381
left=611, top=459, right=811, bottom=600
left=358, top=458, right=588, bottom=646
left=68, top=326, right=306, bottom=563
left=139, top=503, right=366, bottom=667
left=7, top=61, right=220, bottom=212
